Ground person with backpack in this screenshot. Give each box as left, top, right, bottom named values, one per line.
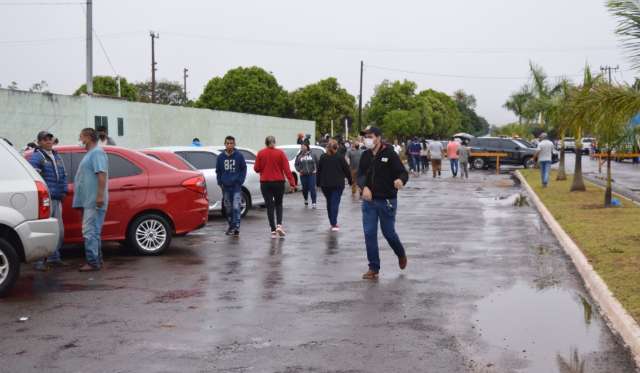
left=216, top=136, right=247, bottom=237
left=294, top=140, right=318, bottom=208
left=317, top=139, right=352, bottom=231
left=29, top=131, right=68, bottom=270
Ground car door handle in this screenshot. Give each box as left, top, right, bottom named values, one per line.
left=121, top=184, right=138, bottom=190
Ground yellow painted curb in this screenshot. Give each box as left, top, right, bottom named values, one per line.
left=515, top=170, right=640, bottom=367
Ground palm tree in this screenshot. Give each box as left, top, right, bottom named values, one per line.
left=549, top=79, right=573, bottom=181
left=563, top=66, right=602, bottom=192
left=608, top=0, right=640, bottom=70
left=529, top=62, right=563, bottom=133
left=503, top=86, right=534, bottom=125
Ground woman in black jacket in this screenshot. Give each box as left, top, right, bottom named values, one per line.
left=317, top=139, right=352, bottom=231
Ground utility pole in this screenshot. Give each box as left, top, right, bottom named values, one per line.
left=358, top=60, right=364, bottom=131
left=183, top=68, right=189, bottom=101
left=85, top=0, right=93, bottom=95
left=150, top=31, right=159, bottom=103
left=116, top=76, right=121, bottom=97
left=331, top=119, right=334, bottom=137
left=600, top=65, right=619, bottom=84
left=344, top=117, right=348, bottom=140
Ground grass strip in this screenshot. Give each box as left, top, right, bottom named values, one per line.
left=521, top=169, right=640, bottom=322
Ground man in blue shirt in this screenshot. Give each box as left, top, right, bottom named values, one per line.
left=216, top=136, right=247, bottom=236
left=72, top=128, right=109, bottom=272
left=29, top=130, right=68, bottom=270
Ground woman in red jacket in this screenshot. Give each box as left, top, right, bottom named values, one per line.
left=254, top=136, right=297, bottom=238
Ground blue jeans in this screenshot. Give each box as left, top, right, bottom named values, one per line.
left=36, top=199, right=64, bottom=265
left=300, top=174, right=317, bottom=204
left=223, top=187, right=242, bottom=230
left=362, top=198, right=406, bottom=272
left=321, top=186, right=344, bottom=226
left=539, top=160, right=552, bottom=186
left=82, top=207, right=106, bottom=268
left=450, top=159, right=459, bottom=177
left=411, top=155, right=421, bottom=172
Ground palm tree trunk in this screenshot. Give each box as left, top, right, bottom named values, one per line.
left=557, top=134, right=567, bottom=181
left=605, top=149, right=613, bottom=207
left=571, top=130, right=586, bottom=192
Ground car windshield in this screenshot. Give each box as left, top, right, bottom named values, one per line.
left=281, top=147, right=301, bottom=161
left=514, top=139, right=534, bottom=148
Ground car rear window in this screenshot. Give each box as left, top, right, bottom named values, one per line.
left=176, top=151, right=217, bottom=170
left=108, top=154, right=142, bottom=179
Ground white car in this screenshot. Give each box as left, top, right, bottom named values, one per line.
left=0, top=138, right=59, bottom=296
left=277, top=144, right=326, bottom=187
left=214, top=146, right=257, bottom=164
left=146, top=146, right=264, bottom=217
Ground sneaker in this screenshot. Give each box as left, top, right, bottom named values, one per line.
left=276, top=225, right=286, bottom=237
left=79, top=264, right=101, bottom=272
left=362, top=270, right=379, bottom=280
left=311, top=203, right=317, bottom=209
left=398, top=255, right=408, bottom=270
left=233, top=229, right=240, bottom=237
left=271, top=231, right=277, bottom=239
left=304, top=200, right=309, bottom=206
left=225, top=228, right=233, bottom=236
left=330, top=225, right=340, bottom=232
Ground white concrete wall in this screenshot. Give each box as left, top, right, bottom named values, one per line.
left=0, top=89, right=315, bottom=151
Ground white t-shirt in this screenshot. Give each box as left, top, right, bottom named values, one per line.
left=537, top=139, right=554, bottom=162
left=428, top=141, right=444, bottom=160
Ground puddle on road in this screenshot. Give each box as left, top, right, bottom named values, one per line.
left=474, top=282, right=602, bottom=373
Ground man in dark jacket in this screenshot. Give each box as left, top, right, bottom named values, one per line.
left=216, top=136, right=247, bottom=236
left=29, top=131, right=68, bottom=270
left=357, top=126, right=409, bottom=280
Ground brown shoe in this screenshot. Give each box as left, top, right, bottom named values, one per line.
left=398, top=256, right=408, bottom=270
left=362, top=270, right=379, bottom=280
left=78, top=264, right=100, bottom=272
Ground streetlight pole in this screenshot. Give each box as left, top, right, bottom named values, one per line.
left=150, top=31, right=159, bottom=103
left=358, top=60, right=364, bottom=131
left=183, top=67, right=189, bottom=101
left=85, top=0, right=93, bottom=95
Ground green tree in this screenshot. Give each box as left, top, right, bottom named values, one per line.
left=196, top=66, right=289, bottom=117
left=366, top=80, right=418, bottom=126
left=135, top=80, right=189, bottom=106
left=382, top=109, right=422, bottom=140
left=289, top=77, right=356, bottom=137
left=453, top=89, right=477, bottom=110
left=417, top=89, right=461, bottom=138
left=503, top=85, right=535, bottom=125
left=74, top=76, right=138, bottom=101
left=548, top=79, right=574, bottom=181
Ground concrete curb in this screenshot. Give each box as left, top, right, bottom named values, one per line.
left=515, top=170, right=640, bottom=367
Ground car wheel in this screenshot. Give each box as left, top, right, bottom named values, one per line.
left=472, top=158, right=485, bottom=170
left=127, top=214, right=172, bottom=256
left=523, top=157, right=535, bottom=169
left=0, top=238, right=20, bottom=297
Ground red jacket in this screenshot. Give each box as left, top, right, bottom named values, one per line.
left=254, top=147, right=296, bottom=186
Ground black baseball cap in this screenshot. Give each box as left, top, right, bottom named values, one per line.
left=37, top=131, right=54, bottom=141
left=360, top=126, right=382, bottom=136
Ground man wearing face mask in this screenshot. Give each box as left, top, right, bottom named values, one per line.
left=357, top=126, right=409, bottom=280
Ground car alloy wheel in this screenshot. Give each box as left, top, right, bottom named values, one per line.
left=135, top=219, right=167, bottom=253
left=0, top=249, right=8, bottom=286
left=0, top=238, right=20, bottom=297
left=240, top=191, right=249, bottom=217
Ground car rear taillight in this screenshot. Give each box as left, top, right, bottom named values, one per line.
left=35, top=180, right=51, bottom=219
left=182, top=175, right=206, bottom=195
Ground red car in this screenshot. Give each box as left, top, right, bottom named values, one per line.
left=27, top=146, right=208, bottom=255
left=141, top=149, right=195, bottom=171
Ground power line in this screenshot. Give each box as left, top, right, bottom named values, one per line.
left=0, top=1, right=82, bottom=5
left=365, top=64, right=585, bottom=81
left=79, top=3, right=118, bottom=76
left=0, top=31, right=142, bottom=46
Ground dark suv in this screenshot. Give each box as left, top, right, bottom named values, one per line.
left=469, top=137, right=553, bottom=169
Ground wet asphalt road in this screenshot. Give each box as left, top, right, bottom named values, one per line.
left=0, top=168, right=637, bottom=373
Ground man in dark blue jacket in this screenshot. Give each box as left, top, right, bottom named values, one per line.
left=29, top=131, right=68, bottom=270
left=216, top=136, right=247, bottom=236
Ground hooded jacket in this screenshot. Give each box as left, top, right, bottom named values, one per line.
left=215, top=149, right=247, bottom=192
left=29, top=147, right=68, bottom=200
left=357, top=143, right=408, bottom=199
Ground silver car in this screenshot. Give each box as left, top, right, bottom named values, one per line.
left=0, top=138, right=59, bottom=296
left=277, top=144, right=326, bottom=187
left=146, top=146, right=264, bottom=217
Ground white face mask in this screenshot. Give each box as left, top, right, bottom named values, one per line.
left=363, top=138, right=375, bottom=149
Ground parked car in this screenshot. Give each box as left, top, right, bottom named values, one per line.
left=277, top=144, right=326, bottom=187
left=26, top=146, right=208, bottom=255
left=145, top=146, right=264, bottom=217
left=558, top=137, right=577, bottom=152
left=581, top=137, right=595, bottom=155
left=469, top=137, right=557, bottom=169
left=0, top=139, right=59, bottom=296
left=214, top=146, right=257, bottom=164
left=143, top=149, right=197, bottom=171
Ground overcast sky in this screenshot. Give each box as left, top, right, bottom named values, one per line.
left=0, top=0, right=634, bottom=125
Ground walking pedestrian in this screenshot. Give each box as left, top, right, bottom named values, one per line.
left=409, top=137, right=422, bottom=175
left=254, top=136, right=297, bottom=238
left=347, top=141, right=364, bottom=195
left=73, top=128, right=109, bottom=272
left=420, top=140, right=430, bottom=173
left=294, top=140, right=318, bottom=208
left=534, top=133, right=554, bottom=188
left=358, top=126, right=409, bottom=280
left=457, top=139, right=471, bottom=179
left=427, top=140, right=445, bottom=178
left=97, top=126, right=116, bottom=146
left=29, top=131, right=68, bottom=270
left=447, top=137, right=460, bottom=178
left=317, top=139, right=352, bottom=231
left=216, top=136, right=247, bottom=237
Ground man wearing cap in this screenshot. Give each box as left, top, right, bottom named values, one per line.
left=534, top=132, right=554, bottom=188
left=357, top=126, right=409, bottom=280
left=29, top=131, right=68, bottom=270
